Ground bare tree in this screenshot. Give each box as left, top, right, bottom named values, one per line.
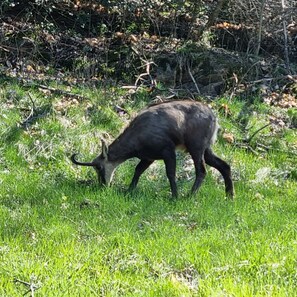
left=255, top=0, right=266, bottom=56
left=281, top=0, right=291, bottom=72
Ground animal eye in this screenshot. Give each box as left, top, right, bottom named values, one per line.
left=95, top=165, right=104, bottom=175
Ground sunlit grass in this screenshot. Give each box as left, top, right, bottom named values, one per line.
left=0, top=81, right=296, bottom=296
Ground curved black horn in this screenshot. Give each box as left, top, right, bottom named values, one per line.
left=71, top=154, right=95, bottom=166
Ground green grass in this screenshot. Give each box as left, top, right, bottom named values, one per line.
left=0, top=80, right=297, bottom=296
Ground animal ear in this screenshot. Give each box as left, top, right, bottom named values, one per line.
left=101, top=139, right=108, bottom=159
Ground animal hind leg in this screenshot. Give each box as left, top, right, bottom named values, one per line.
left=188, top=149, right=207, bottom=195
left=204, top=148, right=234, bottom=198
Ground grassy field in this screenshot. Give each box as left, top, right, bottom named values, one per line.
left=0, top=79, right=297, bottom=296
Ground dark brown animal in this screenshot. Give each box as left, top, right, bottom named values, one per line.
left=71, top=100, right=234, bottom=198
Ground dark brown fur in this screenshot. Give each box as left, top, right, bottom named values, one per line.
left=71, top=100, right=234, bottom=199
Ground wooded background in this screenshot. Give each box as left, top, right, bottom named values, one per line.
left=1, top=0, right=296, bottom=97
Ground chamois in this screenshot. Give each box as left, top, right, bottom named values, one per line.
left=71, top=100, right=234, bottom=198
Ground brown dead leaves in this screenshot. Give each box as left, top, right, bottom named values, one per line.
left=263, top=92, right=297, bottom=108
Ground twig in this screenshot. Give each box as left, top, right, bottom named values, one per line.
left=27, top=93, right=36, bottom=111
left=21, top=94, right=35, bottom=127
left=135, top=72, right=151, bottom=86
left=37, top=84, right=86, bottom=101
left=233, top=142, right=259, bottom=155
left=20, top=98, right=50, bottom=129
left=257, top=143, right=297, bottom=156
left=229, top=60, right=262, bottom=100
left=246, top=74, right=297, bottom=84
left=121, top=85, right=138, bottom=89
left=245, top=123, right=271, bottom=143
left=288, top=75, right=297, bottom=83
left=0, top=45, right=10, bottom=52
left=134, top=59, right=156, bottom=89
left=14, top=278, right=39, bottom=297
left=187, top=62, right=200, bottom=94
left=20, top=109, right=49, bottom=129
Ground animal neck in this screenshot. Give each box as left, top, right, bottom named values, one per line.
left=107, top=133, right=135, bottom=163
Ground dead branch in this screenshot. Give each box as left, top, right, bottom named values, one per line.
left=246, top=74, right=297, bottom=85
left=233, top=141, right=260, bottom=155
left=20, top=94, right=50, bottom=129
left=21, top=93, right=36, bottom=127
left=245, top=123, right=271, bottom=143
left=121, top=85, right=138, bottom=89
left=36, top=85, right=86, bottom=101
left=187, top=63, right=200, bottom=95
left=255, top=0, right=266, bottom=56
left=281, top=0, right=291, bottom=73
left=14, top=278, right=40, bottom=297
left=134, top=59, right=156, bottom=89
left=20, top=109, right=49, bottom=129
left=288, top=75, right=297, bottom=83
left=257, top=143, right=297, bottom=156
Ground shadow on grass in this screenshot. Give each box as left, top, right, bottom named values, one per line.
left=56, top=177, right=99, bottom=192
left=2, top=103, right=52, bottom=147
left=2, top=125, right=22, bottom=143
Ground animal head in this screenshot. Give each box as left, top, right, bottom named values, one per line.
left=71, top=139, right=116, bottom=186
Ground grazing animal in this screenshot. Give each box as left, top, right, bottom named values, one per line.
left=71, top=100, right=234, bottom=198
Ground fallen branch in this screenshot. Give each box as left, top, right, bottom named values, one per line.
left=245, top=123, right=271, bottom=143
left=230, top=123, right=271, bottom=155
left=233, top=125, right=297, bottom=157
left=14, top=278, right=40, bottom=297
left=20, top=93, right=50, bottom=129
left=20, top=109, right=49, bottom=129
left=246, top=74, right=297, bottom=85
left=37, top=84, right=86, bottom=101
left=233, top=142, right=260, bottom=155
left=257, top=143, right=297, bottom=156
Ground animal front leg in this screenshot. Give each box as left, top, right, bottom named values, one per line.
left=128, top=159, right=154, bottom=191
